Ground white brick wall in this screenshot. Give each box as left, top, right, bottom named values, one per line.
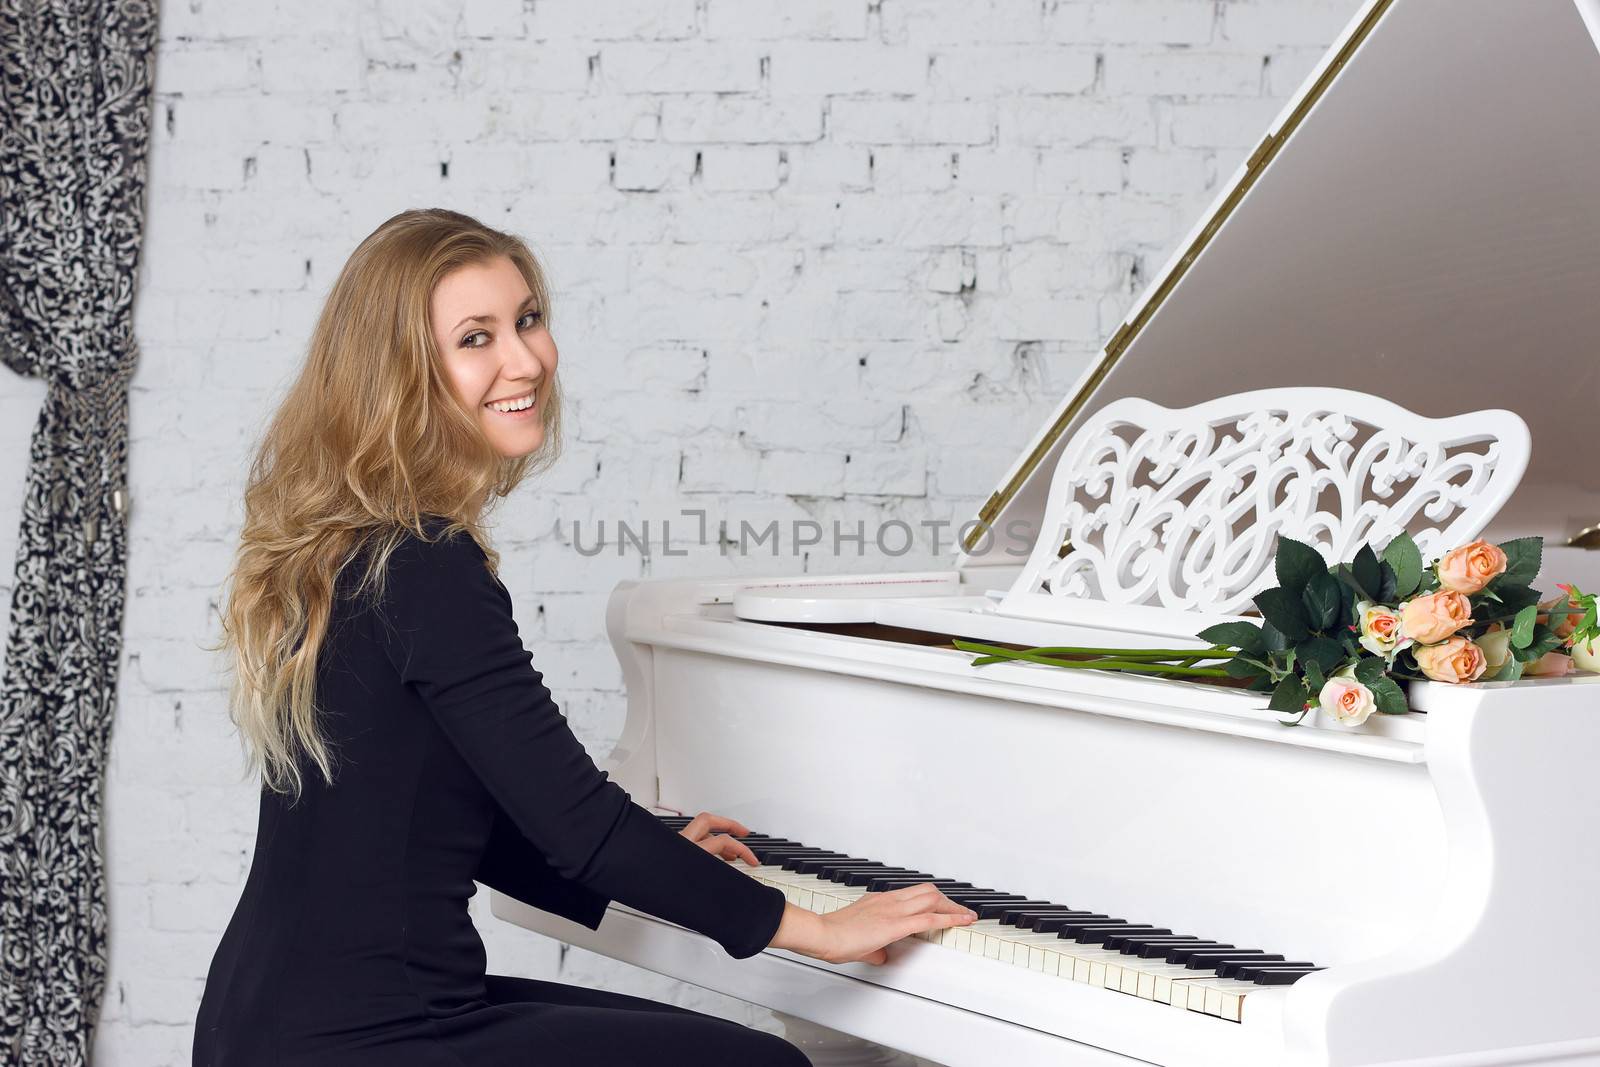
left=0, top=1, right=1362, bottom=1062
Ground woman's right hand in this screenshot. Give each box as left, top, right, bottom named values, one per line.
left=767, top=885, right=978, bottom=966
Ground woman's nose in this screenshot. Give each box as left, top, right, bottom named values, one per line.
left=506, top=331, right=546, bottom=377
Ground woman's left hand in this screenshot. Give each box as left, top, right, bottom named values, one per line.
left=677, top=810, right=760, bottom=868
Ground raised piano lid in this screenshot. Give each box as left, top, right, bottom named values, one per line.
left=959, top=0, right=1600, bottom=572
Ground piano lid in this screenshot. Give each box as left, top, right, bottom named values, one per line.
left=964, top=0, right=1600, bottom=562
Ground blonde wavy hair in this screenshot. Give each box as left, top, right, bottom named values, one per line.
left=214, top=207, right=564, bottom=802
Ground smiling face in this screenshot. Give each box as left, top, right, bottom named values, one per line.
left=430, top=254, right=559, bottom=459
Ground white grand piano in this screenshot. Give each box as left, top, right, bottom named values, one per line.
left=494, top=1, right=1600, bottom=1064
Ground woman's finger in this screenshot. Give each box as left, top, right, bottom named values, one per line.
left=679, top=811, right=750, bottom=842
left=706, top=814, right=751, bottom=836
left=927, top=893, right=977, bottom=917
left=903, top=910, right=973, bottom=939
left=680, top=812, right=714, bottom=841
left=699, top=834, right=759, bottom=867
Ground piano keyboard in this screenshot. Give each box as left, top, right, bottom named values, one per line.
left=659, top=815, right=1322, bottom=1024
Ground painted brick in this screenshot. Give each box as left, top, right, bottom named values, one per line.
left=661, top=96, right=825, bottom=143
left=700, top=146, right=783, bottom=191
left=531, top=0, right=698, bottom=41
left=601, top=43, right=764, bottom=93
left=704, top=0, right=870, bottom=40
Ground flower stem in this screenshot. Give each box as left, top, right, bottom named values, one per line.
left=955, top=641, right=1231, bottom=677
left=953, top=640, right=1234, bottom=661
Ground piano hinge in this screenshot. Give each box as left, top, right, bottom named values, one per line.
left=1245, top=133, right=1278, bottom=172
left=1105, top=321, right=1136, bottom=357
left=976, top=491, right=1004, bottom=528
left=1568, top=524, right=1600, bottom=549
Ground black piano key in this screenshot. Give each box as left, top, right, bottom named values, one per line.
left=749, top=845, right=817, bottom=860
left=1229, top=961, right=1315, bottom=982
left=937, top=891, right=1021, bottom=904
left=1184, top=951, right=1280, bottom=971
left=1139, top=940, right=1231, bottom=960
left=833, top=866, right=920, bottom=883
left=1165, top=944, right=1248, bottom=965
left=1105, top=932, right=1197, bottom=952
left=1251, top=968, right=1325, bottom=986
left=868, top=878, right=973, bottom=893
left=1052, top=919, right=1137, bottom=939
left=750, top=843, right=820, bottom=854
left=1004, top=908, right=1091, bottom=927
left=1035, top=914, right=1116, bottom=933
left=845, top=869, right=932, bottom=887
left=1076, top=925, right=1169, bottom=946
left=819, top=863, right=898, bottom=880
left=974, top=900, right=1057, bottom=920
left=790, top=856, right=872, bottom=874
left=780, top=852, right=852, bottom=872
left=753, top=850, right=830, bottom=866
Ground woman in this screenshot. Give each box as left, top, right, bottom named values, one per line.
left=194, top=208, right=976, bottom=1066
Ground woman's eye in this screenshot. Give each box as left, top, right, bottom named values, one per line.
left=461, top=310, right=541, bottom=348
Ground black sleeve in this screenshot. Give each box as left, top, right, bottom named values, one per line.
left=374, top=525, right=786, bottom=959
left=474, top=800, right=610, bottom=931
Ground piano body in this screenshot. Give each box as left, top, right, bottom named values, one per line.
left=493, top=1, right=1600, bottom=1064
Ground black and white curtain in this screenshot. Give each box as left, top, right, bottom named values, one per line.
left=0, top=1, right=158, bottom=1063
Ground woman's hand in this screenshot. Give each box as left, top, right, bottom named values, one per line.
left=676, top=810, right=759, bottom=868
left=768, top=886, right=978, bottom=966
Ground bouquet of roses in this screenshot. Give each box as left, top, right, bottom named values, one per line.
left=955, top=534, right=1600, bottom=728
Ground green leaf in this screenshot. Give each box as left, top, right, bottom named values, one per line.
left=1304, top=660, right=1327, bottom=694
left=1496, top=536, right=1543, bottom=587
left=1354, top=656, right=1388, bottom=686
left=1225, top=656, right=1268, bottom=680
left=1274, top=537, right=1326, bottom=595
left=1512, top=627, right=1563, bottom=662
left=1268, top=674, right=1310, bottom=714
left=1369, top=675, right=1409, bottom=715
left=1381, top=532, right=1424, bottom=598
left=1377, top=561, right=1397, bottom=604
left=1332, top=564, right=1374, bottom=603
left=1295, top=636, right=1345, bottom=672
left=1489, top=656, right=1524, bottom=682
left=1510, top=604, right=1538, bottom=649
left=1196, top=622, right=1268, bottom=656
left=1259, top=622, right=1289, bottom=652
left=1255, top=586, right=1311, bottom=641
left=1493, top=584, right=1541, bottom=616
left=1301, top=571, right=1343, bottom=631
left=1352, top=544, right=1381, bottom=600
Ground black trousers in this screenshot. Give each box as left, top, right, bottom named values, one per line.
left=455, top=974, right=815, bottom=1066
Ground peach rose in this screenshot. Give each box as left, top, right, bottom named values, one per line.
left=1523, top=651, right=1576, bottom=677
left=1356, top=600, right=1410, bottom=658
left=1474, top=624, right=1512, bottom=677
left=1572, top=636, right=1600, bottom=673
left=1400, top=590, right=1474, bottom=645
left=1412, top=636, right=1486, bottom=683
left=1436, top=539, right=1508, bottom=594
left=1318, top=676, right=1377, bottom=727
left=1537, top=588, right=1584, bottom=640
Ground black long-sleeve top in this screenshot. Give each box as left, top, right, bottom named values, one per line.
left=194, top=517, right=785, bottom=1062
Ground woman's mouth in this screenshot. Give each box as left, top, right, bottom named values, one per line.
left=485, top=387, right=537, bottom=418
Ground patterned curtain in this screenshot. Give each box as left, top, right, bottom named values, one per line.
left=0, top=0, right=159, bottom=1063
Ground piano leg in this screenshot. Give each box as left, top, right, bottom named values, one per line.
left=773, top=1013, right=941, bottom=1067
